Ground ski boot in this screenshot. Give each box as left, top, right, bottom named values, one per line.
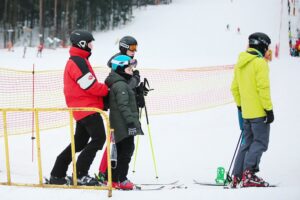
left=241, top=169, right=269, bottom=187
left=227, top=175, right=241, bottom=188
left=112, top=180, right=134, bottom=190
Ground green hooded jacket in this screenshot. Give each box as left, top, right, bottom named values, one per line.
left=231, top=48, right=273, bottom=119
left=105, top=71, right=142, bottom=143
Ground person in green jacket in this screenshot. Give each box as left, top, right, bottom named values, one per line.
left=230, top=32, right=274, bottom=188
left=105, top=54, right=143, bottom=190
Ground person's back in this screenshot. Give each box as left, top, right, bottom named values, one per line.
left=232, top=49, right=272, bottom=119
left=230, top=32, right=274, bottom=188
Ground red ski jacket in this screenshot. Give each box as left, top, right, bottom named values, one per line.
left=64, top=47, right=108, bottom=121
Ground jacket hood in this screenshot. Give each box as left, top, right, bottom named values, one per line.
left=105, top=71, right=127, bottom=87
left=236, top=48, right=261, bottom=69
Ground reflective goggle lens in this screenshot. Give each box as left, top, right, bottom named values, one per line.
left=129, top=59, right=138, bottom=68
left=129, top=44, right=137, bottom=51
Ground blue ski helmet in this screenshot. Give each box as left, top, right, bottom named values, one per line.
left=111, top=55, right=132, bottom=71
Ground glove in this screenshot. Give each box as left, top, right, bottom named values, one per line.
left=103, top=90, right=110, bottom=111
left=237, top=106, right=244, bottom=130
left=127, top=122, right=137, bottom=136
left=136, top=82, right=150, bottom=96
left=264, top=110, right=274, bottom=124
left=133, top=70, right=140, bottom=83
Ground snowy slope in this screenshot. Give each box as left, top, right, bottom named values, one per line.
left=1, top=0, right=300, bottom=200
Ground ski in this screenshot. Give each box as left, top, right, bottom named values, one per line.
left=193, top=180, right=226, bottom=186
left=193, top=180, right=225, bottom=186
left=170, top=184, right=188, bottom=189
left=223, top=184, right=278, bottom=189
left=194, top=180, right=278, bottom=188
left=135, top=180, right=179, bottom=186
left=133, top=185, right=165, bottom=191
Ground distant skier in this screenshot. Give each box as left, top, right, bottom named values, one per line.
left=297, top=28, right=300, bottom=39
left=295, top=38, right=300, bottom=56
left=230, top=32, right=274, bottom=188
left=226, top=24, right=230, bottom=31
left=237, top=27, right=241, bottom=34
left=23, top=38, right=28, bottom=58
left=7, top=41, right=14, bottom=52
left=37, top=43, right=44, bottom=57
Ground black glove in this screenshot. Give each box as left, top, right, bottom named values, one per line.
left=136, top=94, right=145, bottom=108
left=136, top=82, right=150, bottom=96
left=103, top=90, right=110, bottom=111
left=133, top=70, right=140, bottom=83
left=264, top=110, right=274, bottom=124
left=127, top=122, right=137, bottom=136
left=237, top=106, right=242, bottom=112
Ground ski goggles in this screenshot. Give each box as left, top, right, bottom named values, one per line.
left=120, top=42, right=138, bottom=51
left=128, top=44, right=137, bottom=51
left=129, top=59, right=138, bottom=68
left=111, top=58, right=138, bottom=70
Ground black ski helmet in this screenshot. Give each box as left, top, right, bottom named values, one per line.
left=119, top=36, right=138, bottom=54
left=70, top=30, right=95, bottom=52
left=248, top=32, right=271, bottom=56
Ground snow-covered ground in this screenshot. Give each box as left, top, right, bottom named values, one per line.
left=1, top=0, right=300, bottom=199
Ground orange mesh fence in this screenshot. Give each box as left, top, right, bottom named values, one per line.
left=0, top=65, right=234, bottom=136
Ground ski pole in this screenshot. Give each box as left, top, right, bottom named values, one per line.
left=144, top=101, right=159, bottom=179
left=226, top=109, right=244, bottom=183
left=132, top=108, right=143, bottom=173
left=226, top=130, right=242, bottom=183
left=141, top=78, right=158, bottom=178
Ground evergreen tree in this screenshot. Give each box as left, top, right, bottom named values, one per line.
left=0, top=0, right=172, bottom=47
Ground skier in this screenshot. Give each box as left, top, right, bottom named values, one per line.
left=23, top=38, right=28, bottom=58
left=103, top=55, right=143, bottom=190
left=96, top=36, right=147, bottom=184
left=37, top=43, right=44, bottom=57
left=230, top=32, right=274, bottom=188
left=226, top=24, right=230, bottom=31
left=107, top=36, right=141, bottom=90
left=49, top=30, right=108, bottom=186
left=295, top=38, right=300, bottom=56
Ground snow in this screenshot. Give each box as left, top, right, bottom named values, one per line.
left=1, top=0, right=300, bottom=199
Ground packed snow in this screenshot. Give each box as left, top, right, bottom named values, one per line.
left=0, top=0, right=300, bottom=199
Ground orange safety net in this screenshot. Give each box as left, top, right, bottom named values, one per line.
left=0, top=65, right=234, bottom=136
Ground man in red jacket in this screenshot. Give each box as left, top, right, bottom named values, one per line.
left=49, top=30, right=108, bottom=186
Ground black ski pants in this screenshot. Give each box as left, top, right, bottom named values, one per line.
left=111, top=136, right=135, bottom=182
left=51, top=113, right=106, bottom=178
